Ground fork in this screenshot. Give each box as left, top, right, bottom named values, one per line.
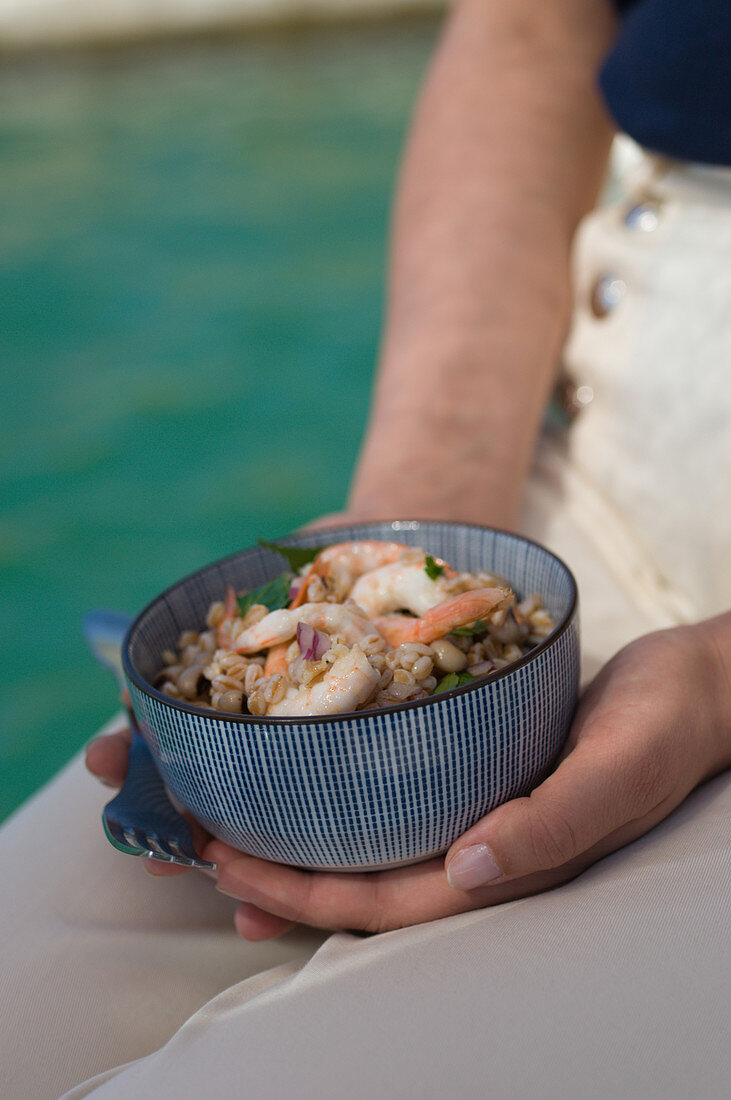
left=84, top=610, right=216, bottom=871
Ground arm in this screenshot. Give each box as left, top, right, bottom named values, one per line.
left=348, top=0, right=616, bottom=529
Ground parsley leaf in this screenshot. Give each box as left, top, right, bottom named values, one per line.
left=450, top=622, right=487, bottom=637
left=257, top=539, right=329, bottom=573
left=237, top=571, right=293, bottom=616
left=434, top=671, right=475, bottom=694
left=424, top=555, right=445, bottom=581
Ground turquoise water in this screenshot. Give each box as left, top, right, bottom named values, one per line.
left=0, top=20, right=437, bottom=822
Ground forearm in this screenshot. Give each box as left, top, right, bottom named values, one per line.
left=349, top=0, right=616, bottom=527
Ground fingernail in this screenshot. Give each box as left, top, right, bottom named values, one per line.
left=446, top=844, right=503, bottom=891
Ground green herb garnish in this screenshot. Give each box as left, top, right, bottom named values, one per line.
left=258, top=539, right=329, bottom=573
left=238, top=571, right=293, bottom=616
left=424, top=555, right=445, bottom=581
left=450, top=622, right=487, bottom=637
left=434, top=671, right=475, bottom=694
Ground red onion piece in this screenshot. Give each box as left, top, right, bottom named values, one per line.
left=297, top=621, right=331, bottom=661
left=468, top=660, right=494, bottom=677
left=289, top=578, right=303, bottom=603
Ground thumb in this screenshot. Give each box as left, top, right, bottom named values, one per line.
left=444, top=739, right=654, bottom=892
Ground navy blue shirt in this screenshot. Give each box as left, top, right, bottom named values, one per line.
left=600, top=0, right=731, bottom=165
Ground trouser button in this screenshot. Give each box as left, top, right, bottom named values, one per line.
left=591, top=274, right=626, bottom=317
left=624, top=202, right=660, bottom=231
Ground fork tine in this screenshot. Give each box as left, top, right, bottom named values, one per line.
left=104, top=817, right=153, bottom=859
left=124, top=827, right=157, bottom=857
left=141, top=833, right=175, bottom=858
left=137, top=830, right=216, bottom=870
left=107, top=819, right=142, bottom=852
left=166, top=838, right=201, bottom=861
left=104, top=818, right=132, bottom=850
left=104, top=816, right=215, bottom=869
left=101, top=732, right=217, bottom=870
left=144, top=833, right=196, bottom=866
left=150, top=835, right=216, bottom=871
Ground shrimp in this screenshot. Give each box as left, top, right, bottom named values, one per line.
left=290, top=540, right=419, bottom=607
left=375, top=587, right=513, bottom=647
left=232, top=602, right=377, bottom=654
left=349, top=560, right=452, bottom=618
left=267, top=645, right=379, bottom=717
left=215, top=585, right=240, bottom=647
left=264, top=642, right=291, bottom=676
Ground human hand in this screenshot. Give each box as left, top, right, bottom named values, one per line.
left=203, top=617, right=731, bottom=939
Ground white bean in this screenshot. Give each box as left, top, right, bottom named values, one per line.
left=430, top=638, right=468, bottom=673
left=215, top=690, right=243, bottom=713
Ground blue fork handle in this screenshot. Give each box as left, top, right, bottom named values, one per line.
left=102, top=716, right=214, bottom=869
left=104, top=727, right=182, bottom=831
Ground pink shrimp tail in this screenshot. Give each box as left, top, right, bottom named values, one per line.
left=216, top=585, right=241, bottom=647
left=376, top=586, right=513, bottom=647
left=223, top=585, right=238, bottom=619
left=264, top=643, right=290, bottom=676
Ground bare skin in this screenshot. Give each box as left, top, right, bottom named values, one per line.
left=86, top=0, right=731, bottom=938
left=345, top=0, right=616, bottom=528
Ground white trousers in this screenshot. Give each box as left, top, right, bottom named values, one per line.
left=2, top=146, right=730, bottom=1099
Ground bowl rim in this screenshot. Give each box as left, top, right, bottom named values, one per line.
left=122, top=520, right=578, bottom=726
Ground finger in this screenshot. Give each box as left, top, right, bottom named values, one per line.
left=444, top=790, right=685, bottom=908
left=85, top=729, right=132, bottom=787
left=444, top=734, right=671, bottom=892
left=206, top=840, right=474, bottom=933
left=144, top=859, right=191, bottom=878
left=186, top=815, right=214, bottom=857
left=233, top=903, right=297, bottom=941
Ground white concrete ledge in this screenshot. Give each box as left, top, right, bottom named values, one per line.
left=0, top=0, right=446, bottom=49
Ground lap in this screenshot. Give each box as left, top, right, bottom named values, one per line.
left=0, top=740, right=325, bottom=1100
left=63, top=769, right=731, bottom=1099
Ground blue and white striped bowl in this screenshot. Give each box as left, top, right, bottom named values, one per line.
left=123, top=521, right=579, bottom=870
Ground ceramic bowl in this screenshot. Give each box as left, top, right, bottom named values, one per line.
left=122, top=521, right=579, bottom=870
